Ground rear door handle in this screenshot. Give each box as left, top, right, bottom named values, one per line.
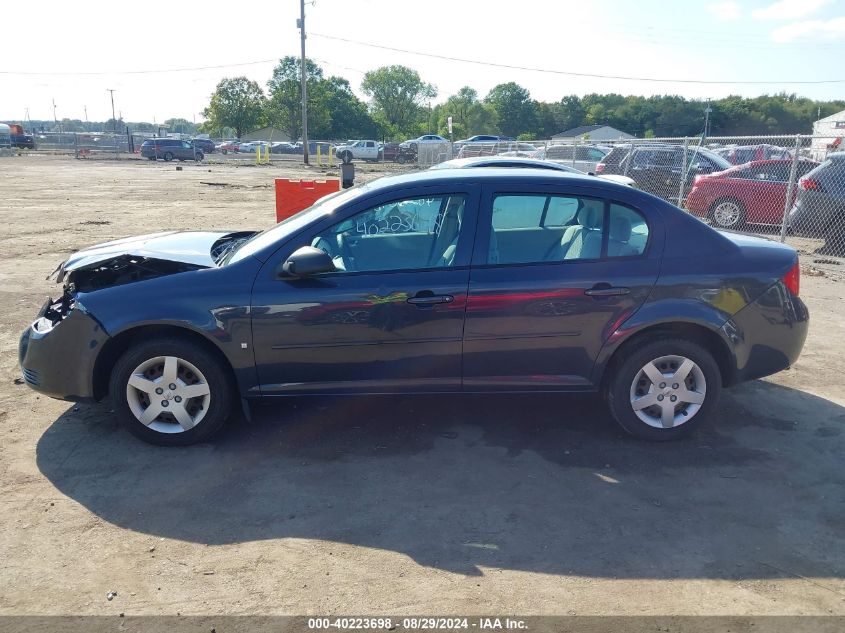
left=585, top=285, right=630, bottom=297
left=407, top=293, right=454, bottom=306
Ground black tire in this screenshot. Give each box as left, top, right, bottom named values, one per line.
left=341, top=151, right=352, bottom=164
left=604, top=337, right=721, bottom=441
left=163, top=151, right=174, bottom=162
left=147, top=156, right=156, bottom=161
left=396, top=155, right=406, bottom=164
left=709, top=198, right=747, bottom=229
left=222, top=149, right=228, bottom=155
left=109, top=337, right=234, bottom=446
left=195, top=151, right=204, bottom=162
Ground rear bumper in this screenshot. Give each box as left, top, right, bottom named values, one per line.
left=18, top=303, right=109, bottom=401
left=723, top=281, right=808, bottom=384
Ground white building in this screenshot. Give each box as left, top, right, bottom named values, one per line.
left=810, top=109, right=845, bottom=159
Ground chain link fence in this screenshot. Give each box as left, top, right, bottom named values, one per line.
left=402, top=134, right=845, bottom=272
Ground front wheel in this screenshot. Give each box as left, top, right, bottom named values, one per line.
left=110, top=337, right=234, bottom=446
left=195, top=151, right=204, bottom=162
left=396, top=155, right=406, bottom=164
left=605, top=338, right=721, bottom=441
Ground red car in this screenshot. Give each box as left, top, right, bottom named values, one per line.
left=685, top=159, right=819, bottom=228
left=217, top=141, right=240, bottom=154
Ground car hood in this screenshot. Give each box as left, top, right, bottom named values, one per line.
left=49, top=231, right=231, bottom=282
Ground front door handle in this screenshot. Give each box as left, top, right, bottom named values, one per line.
left=407, top=293, right=454, bottom=306
left=584, top=284, right=630, bottom=297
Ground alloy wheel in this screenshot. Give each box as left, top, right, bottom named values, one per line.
left=629, top=355, right=706, bottom=429
left=125, top=355, right=211, bottom=434
left=713, top=201, right=742, bottom=227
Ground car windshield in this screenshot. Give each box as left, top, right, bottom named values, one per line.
left=225, top=187, right=368, bottom=264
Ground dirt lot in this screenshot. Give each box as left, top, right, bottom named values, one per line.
left=1, top=155, right=844, bottom=617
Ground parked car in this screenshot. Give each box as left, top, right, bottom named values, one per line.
left=270, top=142, right=298, bottom=154
left=453, top=135, right=515, bottom=151
left=19, top=168, right=807, bottom=446
left=409, top=134, right=449, bottom=144
left=335, top=139, right=379, bottom=163
left=379, top=142, right=401, bottom=161
left=217, top=141, right=240, bottom=154
left=395, top=142, right=418, bottom=164
left=715, top=144, right=792, bottom=165
left=431, top=156, right=637, bottom=187
left=686, top=159, right=819, bottom=228
left=534, top=144, right=611, bottom=173
left=596, top=144, right=732, bottom=202
left=788, top=152, right=845, bottom=253
left=457, top=135, right=515, bottom=143
left=238, top=141, right=270, bottom=153
left=190, top=138, right=215, bottom=154
left=140, top=138, right=203, bottom=161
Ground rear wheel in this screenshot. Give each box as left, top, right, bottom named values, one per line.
left=710, top=199, right=746, bottom=229
left=110, top=337, right=233, bottom=446
left=396, top=155, right=406, bottom=164
left=195, top=151, right=204, bottom=162
left=163, top=151, right=174, bottom=162
left=605, top=338, right=721, bottom=441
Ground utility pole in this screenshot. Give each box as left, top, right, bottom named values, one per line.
left=298, top=0, right=309, bottom=165
left=107, top=89, right=117, bottom=133
left=52, top=98, right=60, bottom=132
left=703, top=98, right=712, bottom=138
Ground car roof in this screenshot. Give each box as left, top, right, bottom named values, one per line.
left=357, top=166, right=630, bottom=195
left=433, top=157, right=579, bottom=172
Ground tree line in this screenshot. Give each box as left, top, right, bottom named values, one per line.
left=202, top=58, right=845, bottom=141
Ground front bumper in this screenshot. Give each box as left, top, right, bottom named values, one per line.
left=18, top=302, right=110, bottom=401
left=723, top=281, right=809, bottom=385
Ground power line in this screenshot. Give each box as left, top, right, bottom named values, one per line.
left=309, top=32, right=845, bottom=85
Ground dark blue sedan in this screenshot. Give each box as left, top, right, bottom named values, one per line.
left=19, top=169, right=808, bottom=445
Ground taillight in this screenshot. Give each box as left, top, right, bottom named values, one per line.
left=595, top=162, right=606, bottom=173
left=782, top=261, right=800, bottom=296
left=799, top=177, right=820, bottom=191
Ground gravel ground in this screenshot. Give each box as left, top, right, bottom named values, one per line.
left=1, top=155, right=844, bottom=617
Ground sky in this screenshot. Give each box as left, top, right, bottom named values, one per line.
left=1, top=0, right=844, bottom=124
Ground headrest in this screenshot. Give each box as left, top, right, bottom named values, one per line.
left=610, top=216, right=632, bottom=242
left=577, top=201, right=603, bottom=229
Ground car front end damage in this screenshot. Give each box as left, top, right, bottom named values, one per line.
left=19, top=292, right=108, bottom=401
left=19, top=231, right=244, bottom=403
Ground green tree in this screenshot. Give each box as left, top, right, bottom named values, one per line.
left=312, top=76, right=378, bottom=140
left=164, top=118, right=197, bottom=135
left=265, top=56, right=327, bottom=141
left=361, top=65, right=436, bottom=138
left=203, top=77, right=265, bottom=139
left=484, top=83, right=536, bottom=138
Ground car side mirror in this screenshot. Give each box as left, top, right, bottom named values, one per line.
left=280, top=246, right=336, bottom=278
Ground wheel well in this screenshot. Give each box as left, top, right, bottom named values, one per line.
left=601, top=322, right=735, bottom=390
left=92, top=324, right=237, bottom=400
